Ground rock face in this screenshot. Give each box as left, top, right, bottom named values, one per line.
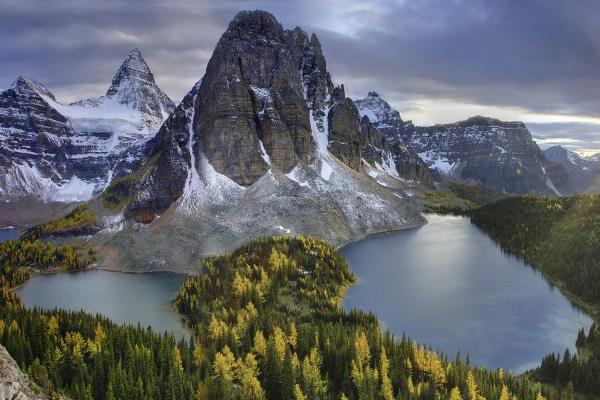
left=0, top=344, right=51, bottom=400
left=359, top=116, right=434, bottom=185
left=194, top=11, right=316, bottom=185
left=355, top=92, right=564, bottom=195
left=97, top=10, right=425, bottom=272
left=405, top=117, right=561, bottom=195
left=0, top=76, right=76, bottom=200
left=0, top=49, right=174, bottom=207
left=544, top=145, right=599, bottom=193
left=327, top=86, right=361, bottom=171
left=355, top=92, right=434, bottom=184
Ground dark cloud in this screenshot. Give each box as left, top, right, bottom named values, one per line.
left=1, top=0, right=598, bottom=151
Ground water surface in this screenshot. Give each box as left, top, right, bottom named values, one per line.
left=342, top=214, right=592, bottom=373
left=17, top=269, right=190, bottom=339
left=0, top=227, right=20, bottom=242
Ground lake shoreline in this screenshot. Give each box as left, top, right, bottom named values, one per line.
left=341, top=213, right=594, bottom=374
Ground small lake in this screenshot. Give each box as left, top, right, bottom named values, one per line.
left=17, top=270, right=190, bottom=340
left=342, top=214, right=593, bottom=373
left=0, top=227, right=20, bottom=242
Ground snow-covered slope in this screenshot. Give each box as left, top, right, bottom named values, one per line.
left=0, top=49, right=174, bottom=206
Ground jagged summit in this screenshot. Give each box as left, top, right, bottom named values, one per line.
left=107, top=48, right=154, bottom=95
left=354, top=91, right=404, bottom=131
left=226, top=10, right=284, bottom=38
left=0, top=49, right=176, bottom=208
left=103, top=48, right=175, bottom=119
left=10, top=75, right=56, bottom=100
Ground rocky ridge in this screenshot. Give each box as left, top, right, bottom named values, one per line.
left=355, top=92, right=568, bottom=195
left=0, top=49, right=174, bottom=208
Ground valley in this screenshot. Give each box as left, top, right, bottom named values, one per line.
left=1, top=6, right=599, bottom=400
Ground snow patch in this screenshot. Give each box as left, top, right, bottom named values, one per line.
left=275, top=225, right=291, bottom=234
left=258, top=140, right=271, bottom=165
left=320, top=159, right=333, bottom=180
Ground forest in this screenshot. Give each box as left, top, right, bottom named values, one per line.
left=0, top=226, right=590, bottom=399
left=470, top=195, right=600, bottom=396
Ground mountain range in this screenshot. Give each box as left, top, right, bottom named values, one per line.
left=1, top=10, right=599, bottom=270
left=0, top=49, right=174, bottom=204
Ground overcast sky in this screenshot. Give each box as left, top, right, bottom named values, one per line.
left=2, top=0, right=599, bottom=154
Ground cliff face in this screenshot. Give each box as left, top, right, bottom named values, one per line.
left=406, top=117, right=560, bottom=195
left=112, top=10, right=399, bottom=220
left=0, top=344, right=61, bottom=400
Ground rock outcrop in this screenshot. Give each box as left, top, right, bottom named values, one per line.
left=0, top=344, right=54, bottom=400
left=327, top=85, right=361, bottom=171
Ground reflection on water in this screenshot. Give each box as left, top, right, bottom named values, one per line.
left=342, top=214, right=592, bottom=373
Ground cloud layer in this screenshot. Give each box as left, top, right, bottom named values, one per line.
left=1, top=0, right=598, bottom=152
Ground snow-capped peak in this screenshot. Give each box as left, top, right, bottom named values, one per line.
left=354, top=91, right=403, bottom=129
left=107, top=48, right=153, bottom=95
left=10, top=75, right=56, bottom=101
left=104, top=48, right=175, bottom=118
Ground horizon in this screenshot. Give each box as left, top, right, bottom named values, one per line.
left=2, top=1, right=599, bottom=154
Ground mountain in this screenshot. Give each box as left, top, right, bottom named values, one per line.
left=355, top=92, right=566, bottom=195
left=0, top=49, right=174, bottom=209
left=355, top=92, right=434, bottom=185
left=543, top=145, right=600, bottom=193
left=97, top=10, right=425, bottom=272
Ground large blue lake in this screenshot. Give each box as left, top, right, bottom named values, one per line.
left=342, top=214, right=592, bottom=373
left=12, top=214, right=592, bottom=371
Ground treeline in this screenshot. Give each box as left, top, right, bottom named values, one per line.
left=537, top=323, right=600, bottom=395
left=0, top=223, right=96, bottom=308
left=175, top=235, right=558, bottom=400
left=471, top=195, right=600, bottom=307
left=471, top=195, right=600, bottom=396
left=0, top=307, right=200, bottom=400
left=22, top=204, right=98, bottom=241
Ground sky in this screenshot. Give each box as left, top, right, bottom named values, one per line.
left=1, top=0, right=599, bottom=154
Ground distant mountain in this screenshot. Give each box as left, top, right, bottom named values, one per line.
left=355, top=92, right=434, bottom=185
left=97, top=10, right=425, bottom=272
left=543, top=145, right=599, bottom=193
left=354, top=92, right=567, bottom=195
left=0, top=49, right=174, bottom=205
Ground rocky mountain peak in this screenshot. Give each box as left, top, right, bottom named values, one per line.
left=105, top=48, right=175, bottom=119
left=10, top=75, right=56, bottom=101
left=543, top=145, right=599, bottom=193
left=354, top=91, right=403, bottom=132
left=226, top=10, right=285, bottom=40
left=107, top=48, right=153, bottom=94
